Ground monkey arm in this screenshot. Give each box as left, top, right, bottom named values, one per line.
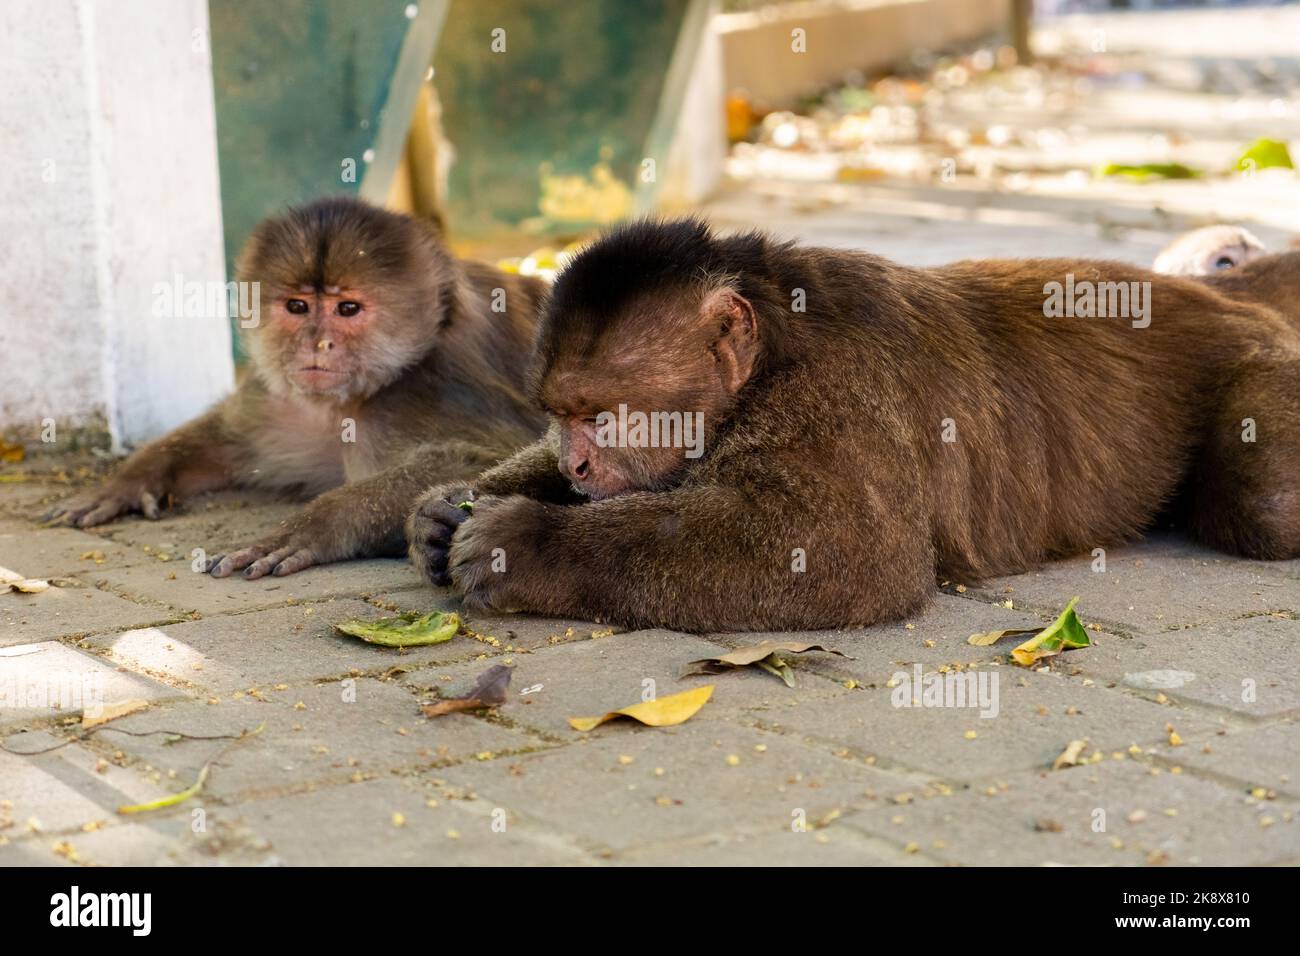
left=446, top=483, right=934, bottom=632
left=406, top=434, right=582, bottom=587
left=44, top=403, right=244, bottom=528
left=210, top=438, right=510, bottom=579
left=474, top=433, right=582, bottom=502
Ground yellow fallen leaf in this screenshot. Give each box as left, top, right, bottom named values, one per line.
left=118, top=764, right=209, bottom=814
left=1051, top=739, right=1088, bottom=770
left=82, top=698, right=149, bottom=728
left=0, top=566, right=49, bottom=593
left=117, top=722, right=263, bottom=814
left=967, top=626, right=1038, bottom=647
left=568, top=685, right=714, bottom=732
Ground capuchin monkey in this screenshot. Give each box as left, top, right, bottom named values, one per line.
left=1153, top=224, right=1267, bottom=276
left=407, top=218, right=1300, bottom=632
left=1157, top=225, right=1300, bottom=332
left=46, top=197, right=546, bottom=579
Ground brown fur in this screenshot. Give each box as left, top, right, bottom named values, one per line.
left=47, top=197, right=546, bottom=578
left=408, top=219, right=1300, bottom=631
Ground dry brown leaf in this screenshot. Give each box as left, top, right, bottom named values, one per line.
left=680, top=641, right=850, bottom=684
left=421, top=664, right=512, bottom=718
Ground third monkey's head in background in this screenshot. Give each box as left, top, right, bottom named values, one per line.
left=1153, top=224, right=1267, bottom=276
left=533, top=219, right=775, bottom=500
left=235, top=197, right=454, bottom=404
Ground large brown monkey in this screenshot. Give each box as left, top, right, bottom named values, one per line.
left=47, top=197, right=546, bottom=579
left=406, top=219, right=1300, bottom=632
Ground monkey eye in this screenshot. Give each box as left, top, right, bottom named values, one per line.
left=285, top=298, right=309, bottom=314
left=1213, top=256, right=1235, bottom=270
left=337, top=300, right=362, bottom=317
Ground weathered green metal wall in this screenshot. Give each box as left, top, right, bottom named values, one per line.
left=432, top=0, right=693, bottom=239
left=209, top=0, right=447, bottom=273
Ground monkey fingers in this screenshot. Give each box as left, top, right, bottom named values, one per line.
left=211, top=546, right=318, bottom=582
left=247, top=546, right=318, bottom=578
left=208, top=542, right=316, bottom=579
left=406, top=486, right=476, bottom=586
left=445, top=495, right=550, bottom=611
left=44, top=485, right=164, bottom=528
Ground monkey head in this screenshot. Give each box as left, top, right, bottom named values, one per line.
left=534, top=220, right=765, bottom=500
left=235, top=197, right=454, bottom=404
left=1153, top=225, right=1267, bottom=277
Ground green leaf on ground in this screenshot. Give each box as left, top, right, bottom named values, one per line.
left=967, top=596, right=1091, bottom=666
left=335, top=610, right=460, bottom=647
left=1236, top=137, right=1293, bottom=172
left=1097, top=162, right=1201, bottom=180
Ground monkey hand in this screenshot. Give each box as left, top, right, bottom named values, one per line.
left=446, top=495, right=559, bottom=613
left=43, top=470, right=170, bottom=528
left=207, top=504, right=346, bottom=580
left=406, top=483, right=480, bottom=587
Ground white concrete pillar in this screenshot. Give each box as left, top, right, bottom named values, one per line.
left=0, top=0, right=233, bottom=452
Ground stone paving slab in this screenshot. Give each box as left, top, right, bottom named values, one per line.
left=0, top=642, right=181, bottom=729
left=615, top=825, right=925, bottom=866
left=1069, top=615, right=1300, bottom=720
left=0, top=731, right=173, bottom=837
left=744, top=665, right=1227, bottom=783
left=80, top=600, right=496, bottom=695
left=399, top=627, right=851, bottom=740
left=91, top=490, right=298, bottom=556
left=1, top=583, right=180, bottom=646
left=0, top=527, right=147, bottom=578
left=0, top=481, right=78, bottom=519
left=969, top=535, right=1299, bottom=635
left=839, top=758, right=1299, bottom=866
left=226, top=776, right=596, bottom=866
left=441, top=721, right=904, bottom=852
left=85, top=678, right=541, bottom=803
left=1168, top=719, right=1300, bottom=799
left=79, top=558, right=426, bottom=616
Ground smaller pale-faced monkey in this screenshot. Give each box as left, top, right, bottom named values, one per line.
left=47, top=197, right=545, bottom=578
left=408, top=219, right=1300, bottom=632
left=1153, top=224, right=1267, bottom=276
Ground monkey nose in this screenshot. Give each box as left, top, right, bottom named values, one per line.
left=572, top=459, right=590, bottom=480
left=316, top=339, right=334, bottom=351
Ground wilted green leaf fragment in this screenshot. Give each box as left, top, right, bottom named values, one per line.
left=1236, top=137, right=1293, bottom=172
left=335, top=611, right=460, bottom=647
left=1098, top=162, right=1201, bottom=180
left=968, top=597, right=1091, bottom=667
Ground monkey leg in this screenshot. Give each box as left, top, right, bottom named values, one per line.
left=1187, top=352, right=1300, bottom=559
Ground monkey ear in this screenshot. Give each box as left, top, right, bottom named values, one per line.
left=703, top=288, right=759, bottom=393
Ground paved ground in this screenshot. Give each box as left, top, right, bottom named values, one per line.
left=1, top=474, right=1296, bottom=867
left=3, top=9, right=1299, bottom=866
